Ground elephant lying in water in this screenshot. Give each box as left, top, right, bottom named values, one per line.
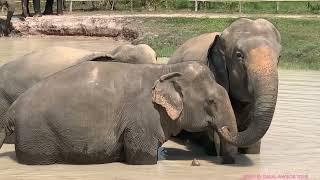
left=0, top=61, right=255, bottom=165
left=0, top=44, right=157, bottom=143
left=169, top=18, right=281, bottom=163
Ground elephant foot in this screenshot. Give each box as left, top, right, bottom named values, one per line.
left=33, top=13, right=42, bottom=17
left=22, top=12, right=31, bottom=18
left=220, top=139, right=237, bottom=164
left=57, top=11, right=64, bottom=16
left=0, top=22, right=6, bottom=36
left=43, top=10, right=53, bottom=15
left=239, top=141, right=261, bottom=154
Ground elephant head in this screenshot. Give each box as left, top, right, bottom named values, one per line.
left=207, top=18, right=281, bottom=146
left=151, top=63, right=259, bottom=147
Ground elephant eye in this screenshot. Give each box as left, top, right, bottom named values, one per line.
left=207, top=98, right=216, bottom=106
left=236, top=51, right=244, bottom=60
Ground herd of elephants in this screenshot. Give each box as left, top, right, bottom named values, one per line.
left=0, top=17, right=281, bottom=165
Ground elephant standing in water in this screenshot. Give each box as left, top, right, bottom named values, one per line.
left=169, top=18, right=281, bottom=163
left=0, top=0, right=15, bottom=36
left=0, top=61, right=256, bottom=165
left=0, top=44, right=157, bottom=143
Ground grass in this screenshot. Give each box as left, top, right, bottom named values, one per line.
left=61, top=1, right=320, bottom=14
left=138, top=17, right=320, bottom=70
left=2, top=1, right=319, bottom=70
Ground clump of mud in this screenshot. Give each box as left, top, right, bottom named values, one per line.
left=11, top=16, right=140, bottom=41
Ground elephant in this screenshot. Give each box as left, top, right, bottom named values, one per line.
left=0, top=61, right=256, bottom=165
left=0, top=0, right=15, bottom=36
left=0, top=44, right=157, bottom=143
left=43, top=0, right=63, bottom=15
left=22, top=0, right=62, bottom=17
left=168, top=18, right=281, bottom=163
left=110, top=44, right=157, bottom=64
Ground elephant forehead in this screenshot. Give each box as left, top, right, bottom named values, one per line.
left=248, top=47, right=277, bottom=76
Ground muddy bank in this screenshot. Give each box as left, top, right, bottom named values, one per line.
left=8, top=16, right=140, bottom=41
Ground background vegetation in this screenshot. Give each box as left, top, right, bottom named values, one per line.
left=3, top=1, right=319, bottom=70
left=60, top=0, right=320, bottom=14
left=138, top=17, right=320, bottom=70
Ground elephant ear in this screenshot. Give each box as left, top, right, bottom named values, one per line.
left=152, top=72, right=183, bottom=121
left=207, top=35, right=229, bottom=92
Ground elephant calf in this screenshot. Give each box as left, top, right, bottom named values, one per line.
left=0, top=44, right=157, bottom=143
left=0, top=0, right=15, bottom=36
left=168, top=18, right=281, bottom=163
left=0, top=61, right=252, bottom=165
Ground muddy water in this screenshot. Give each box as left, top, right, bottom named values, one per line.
left=0, top=36, right=128, bottom=65
left=0, top=37, right=319, bottom=180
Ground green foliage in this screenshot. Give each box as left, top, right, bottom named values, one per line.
left=307, top=2, right=320, bottom=13
left=224, top=2, right=238, bottom=11
left=50, top=1, right=320, bottom=14
left=139, top=17, right=320, bottom=70
left=175, top=0, right=189, bottom=9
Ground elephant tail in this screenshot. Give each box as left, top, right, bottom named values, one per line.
left=0, top=110, right=15, bottom=148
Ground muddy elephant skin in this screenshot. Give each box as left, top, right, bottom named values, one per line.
left=0, top=61, right=254, bottom=165
left=169, top=18, right=281, bottom=163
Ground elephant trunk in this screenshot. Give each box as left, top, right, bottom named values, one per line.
left=218, top=47, right=278, bottom=147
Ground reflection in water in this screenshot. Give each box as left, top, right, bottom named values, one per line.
left=0, top=37, right=319, bottom=180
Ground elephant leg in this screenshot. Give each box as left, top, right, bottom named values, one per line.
left=4, top=10, right=14, bottom=36
left=0, top=23, right=4, bottom=36
left=0, top=94, right=15, bottom=143
left=197, top=130, right=218, bottom=156
left=32, top=0, right=42, bottom=17
left=175, top=130, right=218, bottom=156
left=63, top=0, right=67, bottom=10
left=0, top=127, right=6, bottom=149
left=43, top=0, right=54, bottom=15
left=124, top=127, right=158, bottom=165
left=239, top=140, right=261, bottom=154
left=21, top=0, right=31, bottom=17
left=15, top=131, right=59, bottom=165
left=57, top=0, right=63, bottom=15
left=220, top=139, right=237, bottom=164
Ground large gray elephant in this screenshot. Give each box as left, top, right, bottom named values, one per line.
left=169, top=18, right=281, bottom=163
left=0, top=0, right=15, bottom=36
left=0, top=61, right=257, bottom=165
left=0, top=44, right=157, bottom=143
